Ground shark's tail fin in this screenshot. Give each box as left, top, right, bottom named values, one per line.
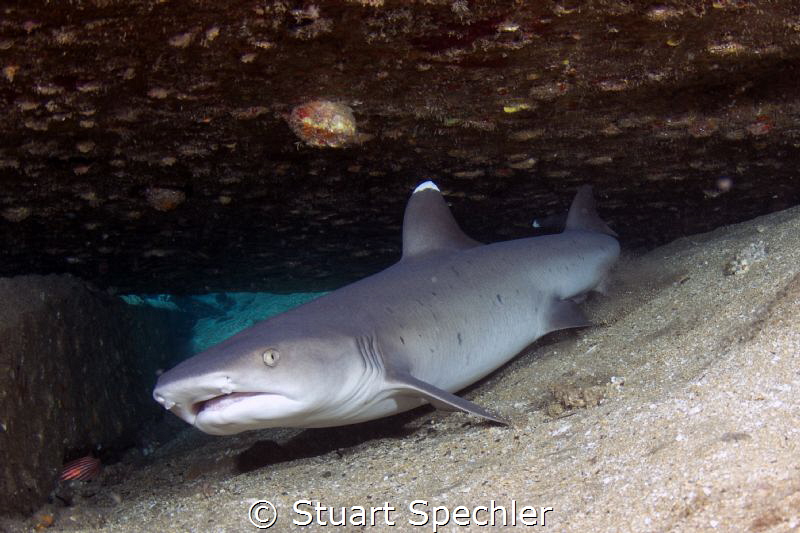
left=565, top=186, right=617, bottom=237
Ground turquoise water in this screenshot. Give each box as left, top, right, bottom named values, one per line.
left=122, top=291, right=325, bottom=353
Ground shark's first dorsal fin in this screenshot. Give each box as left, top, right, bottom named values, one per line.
left=402, top=181, right=481, bottom=259
left=565, top=185, right=618, bottom=237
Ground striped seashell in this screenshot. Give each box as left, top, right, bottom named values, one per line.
left=58, top=456, right=102, bottom=482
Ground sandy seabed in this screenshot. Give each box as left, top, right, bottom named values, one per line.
left=7, top=203, right=800, bottom=533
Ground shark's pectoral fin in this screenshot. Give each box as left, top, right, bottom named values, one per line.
left=544, top=298, right=592, bottom=335
left=387, top=371, right=507, bottom=425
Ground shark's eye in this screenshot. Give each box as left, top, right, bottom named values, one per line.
left=262, top=348, right=280, bottom=367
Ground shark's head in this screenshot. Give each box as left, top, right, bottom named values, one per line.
left=153, top=322, right=368, bottom=435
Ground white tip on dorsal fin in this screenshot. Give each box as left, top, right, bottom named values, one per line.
left=413, top=180, right=440, bottom=193
left=402, top=181, right=481, bottom=259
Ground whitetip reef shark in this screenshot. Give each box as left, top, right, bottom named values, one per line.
left=153, top=182, right=619, bottom=435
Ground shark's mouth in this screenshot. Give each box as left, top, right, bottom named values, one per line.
left=196, top=392, right=265, bottom=414
left=190, top=391, right=305, bottom=434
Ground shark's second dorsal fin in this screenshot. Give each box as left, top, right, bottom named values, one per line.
left=565, top=185, right=618, bottom=237
left=402, top=181, right=481, bottom=259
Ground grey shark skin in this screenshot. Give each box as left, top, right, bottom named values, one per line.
left=153, top=182, right=619, bottom=435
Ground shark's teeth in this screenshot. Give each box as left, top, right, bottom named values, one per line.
left=413, top=180, right=439, bottom=193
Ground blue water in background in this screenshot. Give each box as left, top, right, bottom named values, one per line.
left=122, top=291, right=325, bottom=354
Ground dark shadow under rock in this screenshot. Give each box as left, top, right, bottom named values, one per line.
left=0, top=274, right=193, bottom=515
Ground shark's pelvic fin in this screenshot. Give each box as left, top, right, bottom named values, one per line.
left=402, top=181, right=481, bottom=259
left=565, top=185, right=618, bottom=237
left=543, top=299, right=591, bottom=335
left=387, top=370, right=507, bottom=425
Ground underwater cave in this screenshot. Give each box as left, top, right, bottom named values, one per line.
left=2, top=1, right=800, bottom=531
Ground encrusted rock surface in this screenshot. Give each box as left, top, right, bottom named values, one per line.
left=0, top=275, right=191, bottom=515
left=1, top=1, right=800, bottom=293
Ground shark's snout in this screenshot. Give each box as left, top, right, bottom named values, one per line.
left=153, top=369, right=307, bottom=434
left=153, top=372, right=240, bottom=424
